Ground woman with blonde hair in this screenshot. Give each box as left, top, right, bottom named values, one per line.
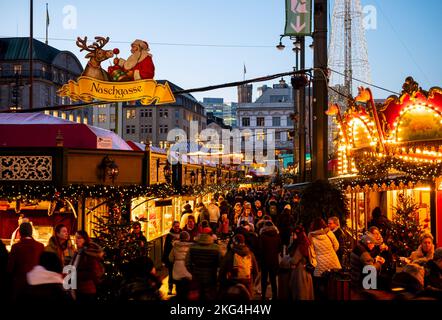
left=408, top=233, right=435, bottom=266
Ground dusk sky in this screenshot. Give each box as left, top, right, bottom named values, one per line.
left=1, top=0, right=441, bottom=104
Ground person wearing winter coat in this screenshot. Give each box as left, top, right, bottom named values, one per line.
left=70, top=230, right=104, bottom=302
left=350, top=233, right=384, bottom=289
left=218, top=214, right=230, bottom=239
left=119, top=255, right=162, bottom=301
left=277, top=206, right=294, bottom=255
left=219, top=234, right=258, bottom=296
left=45, top=223, right=75, bottom=267
left=424, top=247, right=442, bottom=290
left=162, top=221, right=181, bottom=295
left=185, top=233, right=222, bottom=301
left=198, top=220, right=214, bottom=235
left=0, top=239, right=8, bottom=301
left=308, top=218, right=342, bottom=300
left=408, top=233, right=435, bottom=266
left=22, top=251, right=73, bottom=303
left=327, top=216, right=347, bottom=265
left=182, top=215, right=199, bottom=242
left=7, top=222, right=45, bottom=302
left=258, top=221, right=282, bottom=300
left=169, top=231, right=193, bottom=300
left=179, top=203, right=193, bottom=229
left=308, top=218, right=341, bottom=277
left=207, top=198, right=221, bottom=232
left=289, top=226, right=315, bottom=300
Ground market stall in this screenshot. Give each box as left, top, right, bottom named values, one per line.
left=329, top=77, right=442, bottom=245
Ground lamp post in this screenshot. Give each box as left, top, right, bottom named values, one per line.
left=276, top=35, right=306, bottom=182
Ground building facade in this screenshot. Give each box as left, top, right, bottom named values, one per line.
left=237, top=79, right=311, bottom=170
left=0, top=37, right=91, bottom=123
left=202, top=97, right=237, bottom=128
left=122, top=81, right=207, bottom=149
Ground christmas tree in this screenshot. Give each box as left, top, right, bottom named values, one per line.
left=92, top=201, right=147, bottom=301
left=387, top=194, right=423, bottom=257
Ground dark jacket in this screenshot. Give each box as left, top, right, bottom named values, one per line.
left=332, top=227, right=346, bottom=263
left=350, top=242, right=382, bottom=288
left=185, top=236, right=221, bottom=287
left=162, top=228, right=181, bottom=266
left=219, top=243, right=258, bottom=285
left=119, top=273, right=162, bottom=301
left=258, top=225, right=282, bottom=271
left=7, top=237, right=44, bottom=299
left=182, top=225, right=199, bottom=242
left=71, top=242, right=104, bottom=295
left=424, top=260, right=442, bottom=290
left=0, top=240, right=8, bottom=299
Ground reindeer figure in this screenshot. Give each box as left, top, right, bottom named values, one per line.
left=76, top=36, right=114, bottom=81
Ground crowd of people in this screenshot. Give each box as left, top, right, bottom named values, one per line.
left=0, top=187, right=441, bottom=302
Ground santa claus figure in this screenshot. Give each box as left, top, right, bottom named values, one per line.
left=111, top=39, right=155, bottom=81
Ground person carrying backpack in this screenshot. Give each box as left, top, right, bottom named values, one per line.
left=219, top=234, right=258, bottom=296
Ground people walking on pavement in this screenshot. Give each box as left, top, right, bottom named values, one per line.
left=219, top=234, right=258, bottom=297
left=185, top=233, right=222, bottom=301
left=169, top=231, right=193, bottom=300
left=7, top=222, right=44, bottom=301
left=70, top=230, right=104, bottom=302
left=308, top=217, right=341, bottom=300
left=162, top=220, right=181, bottom=295
left=258, top=221, right=281, bottom=300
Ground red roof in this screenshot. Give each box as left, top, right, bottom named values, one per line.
left=0, top=113, right=132, bottom=150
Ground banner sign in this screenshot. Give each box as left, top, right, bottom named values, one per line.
left=284, top=0, right=312, bottom=36
left=58, top=77, right=176, bottom=105
left=57, top=36, right=176, bottom=105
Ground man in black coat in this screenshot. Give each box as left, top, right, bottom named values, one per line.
left=258, top=221, right=281, bottom=300
left=327, top=216, right=347, bottom=265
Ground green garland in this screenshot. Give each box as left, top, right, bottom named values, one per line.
left=354, top=153, right=442, bottom=180
left=0, top=180, right=247, bottom=203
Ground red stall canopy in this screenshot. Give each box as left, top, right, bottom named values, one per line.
left=0, top=113, right=132, bottom=150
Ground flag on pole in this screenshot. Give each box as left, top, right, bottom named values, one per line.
left=243, top=63, right=246, bottom=74
left=46, top=3, right=50, bottom=27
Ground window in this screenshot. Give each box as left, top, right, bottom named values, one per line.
left=148, top=125, right=152, bottom=133
left=126, top=125, right=131, bottom=134
left=98, top=114, right=107, bottom=123
left=287, top=116, right=294, bottom=127
left=164, top=110, right=169, bottom=118
left=110, top=114, right=116, bottom=123
left=275, top=131, right=281, bottom=140
left=242, top=117, right=250, bottom=127
left=272, top=116, right=281, bottom=127
left=126, top=109, right=136, bottom=119
left=131, top=125, right=136, bottom=134
left=175, top=110, right=179, bottom=118
left=140, top=110, right=145, bottom=117
left=13, top=65, right=22, bottom=75
left=159, top=109, right=163, bottom=118
left=257, top=117, right=265, bottom=127
left=256, top=132, right=265, bottom=141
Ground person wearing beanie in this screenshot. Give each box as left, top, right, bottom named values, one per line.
left=424, top=247, right=442, bottom=290
left=7, top=222, right=44, bottom=301
left=350, top=232, right=384, bottom=290
left=169, top=231, right=192, bottom=299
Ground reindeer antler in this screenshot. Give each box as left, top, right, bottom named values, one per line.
left=91, top=36, right=110, bottom=50
left=76, top=36, right=95, bottom=52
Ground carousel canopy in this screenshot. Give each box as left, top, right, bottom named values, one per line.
left=0, top=113, right=132, bottom=150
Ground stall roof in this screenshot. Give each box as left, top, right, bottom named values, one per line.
left=0, top=113, right=132, bottom=150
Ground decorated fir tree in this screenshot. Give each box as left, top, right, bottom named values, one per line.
left=387, top=194, right=423, bottom=257
left=92, top=201, right=147, bottom=301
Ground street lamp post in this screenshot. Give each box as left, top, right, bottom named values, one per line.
left=276, top=35, right=306, bottom=183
